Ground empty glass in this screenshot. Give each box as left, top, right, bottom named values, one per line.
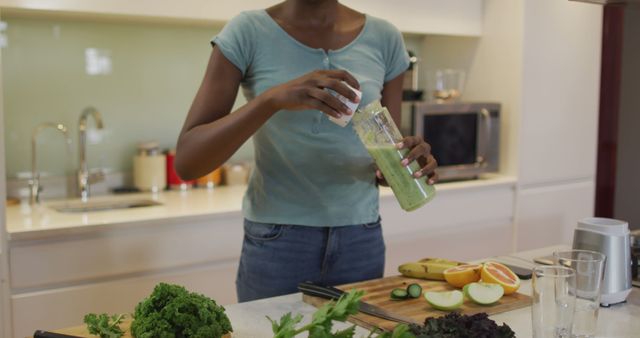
left=532, top=266, right=577, bottom=338
left=553, top=250, right=606, bottom=338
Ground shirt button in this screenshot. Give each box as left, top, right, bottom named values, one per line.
left=312, top=117, right=321, bottom=134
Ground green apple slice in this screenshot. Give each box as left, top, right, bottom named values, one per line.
left=466, top=282, right=504, bottom=305
left=424, top=290, right=463, bottom=311
left=463, top=283, right=471, bottom=297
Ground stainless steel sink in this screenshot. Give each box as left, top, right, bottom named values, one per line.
left=50, top=199, right=162, bottom=213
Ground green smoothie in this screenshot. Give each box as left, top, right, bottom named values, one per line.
left=367, top=145, right=436, bottom=211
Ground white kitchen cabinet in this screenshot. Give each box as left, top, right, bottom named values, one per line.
left=515, top=179, right=595, bottom=251
left=9, top=215, right=243, bottom=290
left=10, top=261, right=239, bottom=338
left=518, top=0, right=602, bottom=186
left=0, top=0, right=483, bottom=36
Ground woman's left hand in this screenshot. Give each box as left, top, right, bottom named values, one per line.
left=375, top=136, right=439, bottom=185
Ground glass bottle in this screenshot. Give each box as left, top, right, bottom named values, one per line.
left=352, top=100, right=436, bottom=211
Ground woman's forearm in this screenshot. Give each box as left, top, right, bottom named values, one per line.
left=175, top=94, right=277, bottom=180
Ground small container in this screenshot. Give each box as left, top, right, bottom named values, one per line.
left=352, top=100, right=436, bottom=211
left=133, top=142, right=166, bottom=192
left=165, top=149, right=195, bottom=190
left=224, top=163, right=249, bottom=186
left=197, top=167, right=222, bottom=189
left=328, top=82, right=362, bottom=127
left=427, top=69, right=466, bottom=103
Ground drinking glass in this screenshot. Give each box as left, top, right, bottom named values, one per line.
left=532, top=266, right=577, bottom=338
left=553, top=250, right=606, bottom=338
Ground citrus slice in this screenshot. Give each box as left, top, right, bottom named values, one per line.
left=443, top=264, right=482, bottom=288
left=424, top=290, right=464, bottom=311
left=480, top=262, right=521, bottom=295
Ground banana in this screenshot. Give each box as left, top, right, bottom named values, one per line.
left=417, top=257, right=464, bottom=266
left=398, top=258, right=466, bottom=280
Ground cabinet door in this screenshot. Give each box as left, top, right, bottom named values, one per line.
left=519, top=0, right=602, bottom=185
left=10, top=215, right=243, bottom=289
left=515, top=180, right=595, bottom=251
left=10, top=262, right=238, bottom=338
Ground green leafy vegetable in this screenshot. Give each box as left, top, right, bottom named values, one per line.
left=83, top=313, right=126, bottom=338
left=375, top=324, right=416, bottom=338
left=408, top=312, right=515, bottom=338
left=270, top=290, right=417, bottom=338
left=268, top=290, right=364, bottom=338
left=130, top=283, right=232, bottom=338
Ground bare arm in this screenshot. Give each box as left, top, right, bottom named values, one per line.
left=176, top=47, right=361, bottom=180
left=380, top=72, right=404, bottom=126
left=176, top=47, right=274, bottom=180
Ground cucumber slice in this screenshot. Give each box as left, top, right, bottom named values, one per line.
left=390, top=288, right=408, bottom=300
left=406, top=283, right=422, bottom=298
left=424, top=290, right=463, bottom=311
left=466, top=282, right=504, bottom=305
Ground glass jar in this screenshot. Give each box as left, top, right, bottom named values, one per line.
left=133, top=141, right=166, bottom=192
left=352, top=100, right=436, bottom=211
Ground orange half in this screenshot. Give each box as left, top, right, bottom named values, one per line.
left=480, top=262, right=521, bottom=295
left=443, top=264, right=482, bottom=288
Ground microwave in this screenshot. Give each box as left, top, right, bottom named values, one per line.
left=411, top=102, right=500, bottom=181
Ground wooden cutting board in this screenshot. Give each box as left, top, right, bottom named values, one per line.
left=303, top=275, right=532, bottom=332
left=43, top=320, right=231, bottom=338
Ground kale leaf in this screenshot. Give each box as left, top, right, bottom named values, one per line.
left=130, top=283, right=232, bottom=338
left=408, top=312, right=516, bottom=338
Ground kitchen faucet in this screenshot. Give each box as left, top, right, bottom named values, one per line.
left=30, top=123, right=71, bottom=205
left=77, top=106, right=105, bottom=202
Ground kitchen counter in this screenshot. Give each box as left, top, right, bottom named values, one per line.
left=5, top=174, right=516, bottom=241
left=222, top=245, right=640, bottom=338
left=46, top=245, right=639, bottom=337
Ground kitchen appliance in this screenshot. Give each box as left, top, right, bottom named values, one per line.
left=411, top=102, right=500, bottom=181
left=629, top=229, right=639, bottom=287
left=133, top=141, right=166, bottom=192
left=572, top=217, right=632, bottom=306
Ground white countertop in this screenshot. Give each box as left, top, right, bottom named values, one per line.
left=223, top=245, right=640, bottom=338
left=5, top=174, right=516, bottom=241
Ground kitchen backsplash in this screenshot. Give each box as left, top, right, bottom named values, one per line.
left=0, top=13, right=446, bottom=180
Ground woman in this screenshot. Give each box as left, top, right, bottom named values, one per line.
left=175, top=0, right=438, bottom=302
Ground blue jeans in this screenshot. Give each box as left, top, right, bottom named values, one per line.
left=236, top=218, right=385, bottom=302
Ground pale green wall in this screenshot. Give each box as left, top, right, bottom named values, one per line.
left=1, top=15, right=251, bottom=178
left=1, top=15, right=423, bottom=179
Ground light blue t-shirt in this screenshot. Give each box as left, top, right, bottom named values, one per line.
left=212, top=10, right=410, bottom=226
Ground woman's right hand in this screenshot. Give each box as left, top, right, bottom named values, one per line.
left=262, top=69, right=361, bottom=118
